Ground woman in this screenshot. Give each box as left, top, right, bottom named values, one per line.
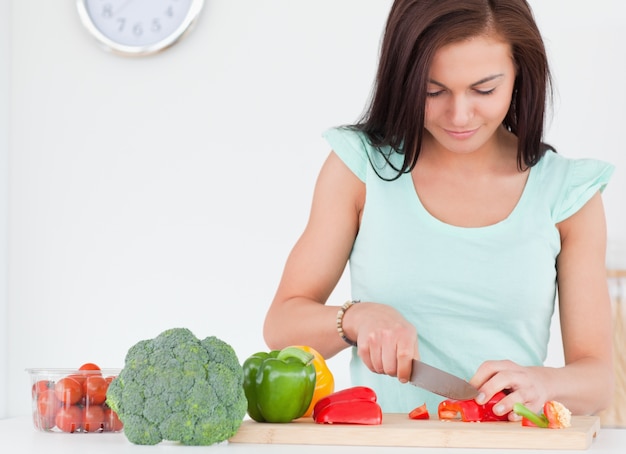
left=263, top=0, right=614, bottom=418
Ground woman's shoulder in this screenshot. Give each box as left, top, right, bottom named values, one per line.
left=323, top=126, right=404, bottom=182
left=535, top=151, right=615, bottom=223
left=537, top=150, right=612, bottom=173
left=322, top=126, right=372, bottom=182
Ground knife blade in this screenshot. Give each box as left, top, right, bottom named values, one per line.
left=408, top=359, right=479, bottom=400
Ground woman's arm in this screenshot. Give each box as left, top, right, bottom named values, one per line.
left=551, top=190, right=614, bottom=413
left=263, top=151, right=419, bottom=382
left=263, top=151, right=365, bottom=359
left=471, top=191, right=614, bottom=417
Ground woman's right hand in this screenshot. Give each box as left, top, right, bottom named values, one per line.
left=342, top=302, right=419, bottom=384
left=265, top=151, right=419, bottom=378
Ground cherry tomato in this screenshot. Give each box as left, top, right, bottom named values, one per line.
left=79, top=363, right=101, bottom=373
left=84, top=375, right=108, bottom=405
left=72, top=364, right=101, bottom=388
left=32, top=380, right=54, bottom=398
left=55, top=406, right=83, bottom=433
left=83, top=405, right=105, bottom=432
left=103, top=407, right=124, bottom=432
left=37, top=388, right=60, bottom=417
left=68, top=373, right=88, bottom=387
left=55, top=377, right=84, bottom=406
left=33, top=411, right=53, bottom=430
left=34, top=389, right=60, bottom=430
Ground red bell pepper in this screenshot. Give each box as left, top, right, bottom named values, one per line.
left=312, top=386, right=376, bottom=419
left=314, top=399, right=383, bottom=425
left=438, top=391, right=509, bottom=422
left=408, top=403, right=430, bottom=420
left=312, top=386, right=382, bottom=425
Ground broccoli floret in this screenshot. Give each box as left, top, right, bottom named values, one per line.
left=106, top=328, right=247, bottom=445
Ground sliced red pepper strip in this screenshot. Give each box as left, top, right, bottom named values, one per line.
left=314, top=399, right=382, bottom=425
left=521, top=417, right=540, bottom=427
left=312, top=386, right=377, bottom=420
left=438, top=391, right=508, bottom=422
left=408, top=403, right=429, bottom=420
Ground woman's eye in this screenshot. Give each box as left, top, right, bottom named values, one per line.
left=476, top=88, right=496, bottom=95
left=426, top=91, right=444, bottom=98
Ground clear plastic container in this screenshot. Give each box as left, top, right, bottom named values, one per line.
left=26, top=368, right=123, bottom=433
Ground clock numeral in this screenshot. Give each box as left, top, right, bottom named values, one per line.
left=101, top=3, right=113, bottom=18
left=116, top=17, right=126, bottom=32
left=133, top=22, right=144, bottom=37
left=165, top=6, right=174, bottom=18
left=151, top=19, right=162, bottom=33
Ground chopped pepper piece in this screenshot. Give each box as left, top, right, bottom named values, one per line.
left=521, top=415, right=546, bottom=428
left=409, top=403, right=430, bottom=420
left=544, top=401, right=572, bottom=428
left=438, top=391, right=509, bottom=422
left=513, top=401, right=572, bottom=429
left=513, top=403, right=548, bottom=428
left=313, top=386, right=382, bottom=425
left=242, top=346, right=316, bottom=423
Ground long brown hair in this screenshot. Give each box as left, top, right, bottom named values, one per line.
left=355, top=0, right=553, bottom=179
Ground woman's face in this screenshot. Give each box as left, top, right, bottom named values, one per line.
left=424, top=34, right=516, bottom=155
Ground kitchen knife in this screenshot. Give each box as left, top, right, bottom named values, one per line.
left=409, top=359, right=479, bottom=400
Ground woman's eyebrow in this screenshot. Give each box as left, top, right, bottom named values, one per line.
left=428, top=74, right=505, bottom=89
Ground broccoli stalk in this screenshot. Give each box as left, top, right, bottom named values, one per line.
left=106, top=328, right=247, bottom=445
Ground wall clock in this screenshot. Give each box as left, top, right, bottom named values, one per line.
left=77, top=0, right=205, bottom=57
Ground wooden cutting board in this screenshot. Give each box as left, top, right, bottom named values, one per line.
left=229, top=414, right=600, bottom=450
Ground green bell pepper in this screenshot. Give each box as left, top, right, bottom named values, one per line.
left=243, top=346, right=316, bottom=423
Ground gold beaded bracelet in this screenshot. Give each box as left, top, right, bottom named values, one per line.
left=336, top=300, right=360, bottom=347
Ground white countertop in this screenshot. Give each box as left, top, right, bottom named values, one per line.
left=1, top=416, right=625, bottom=453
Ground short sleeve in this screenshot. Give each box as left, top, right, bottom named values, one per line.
left=554, top=158, right=615, bottom=223
left=322, top=127, right=369, bottom=182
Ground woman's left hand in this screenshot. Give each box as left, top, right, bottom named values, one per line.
left=469, top=360, right=549, bottom=421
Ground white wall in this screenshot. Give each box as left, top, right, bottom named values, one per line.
left=0, top=0, right=10, bottom=420
left=2, top=0, right=625, bottom=418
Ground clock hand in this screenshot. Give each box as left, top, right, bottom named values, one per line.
left=113, top=0, right=136, bottom=16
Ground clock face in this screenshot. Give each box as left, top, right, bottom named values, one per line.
left=77, top=0, right=204, bottom=56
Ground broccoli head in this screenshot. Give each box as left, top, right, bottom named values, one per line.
left=106, top=327, right=247, bottom=445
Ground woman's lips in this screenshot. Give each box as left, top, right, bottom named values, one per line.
left=444, top=127, right=479, bottom=140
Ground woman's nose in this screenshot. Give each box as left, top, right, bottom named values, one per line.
left=449, top=96, right=473, bottom=126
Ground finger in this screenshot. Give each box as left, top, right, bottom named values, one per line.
left=381, top=336, right=402, bottom=377
left=396, top=357, right=412, bottom=383
left=395, top=339, right=418, bottom=383
left=381, top=353, right=398, bottom=377
left=371, top=327, right=398, bottom=375
left=491, top=393, right=515, bottom=416
left=470, top=360, right=509, bottom=388
left=472, top=361, right=520, bottom=404
left=364, top=341, right=385, bottom=374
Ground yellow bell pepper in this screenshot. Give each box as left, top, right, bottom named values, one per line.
left=293, top=345, right=335, bottom=417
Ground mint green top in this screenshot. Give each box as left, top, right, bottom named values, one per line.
left=323, top=126, right=615, bottom=413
